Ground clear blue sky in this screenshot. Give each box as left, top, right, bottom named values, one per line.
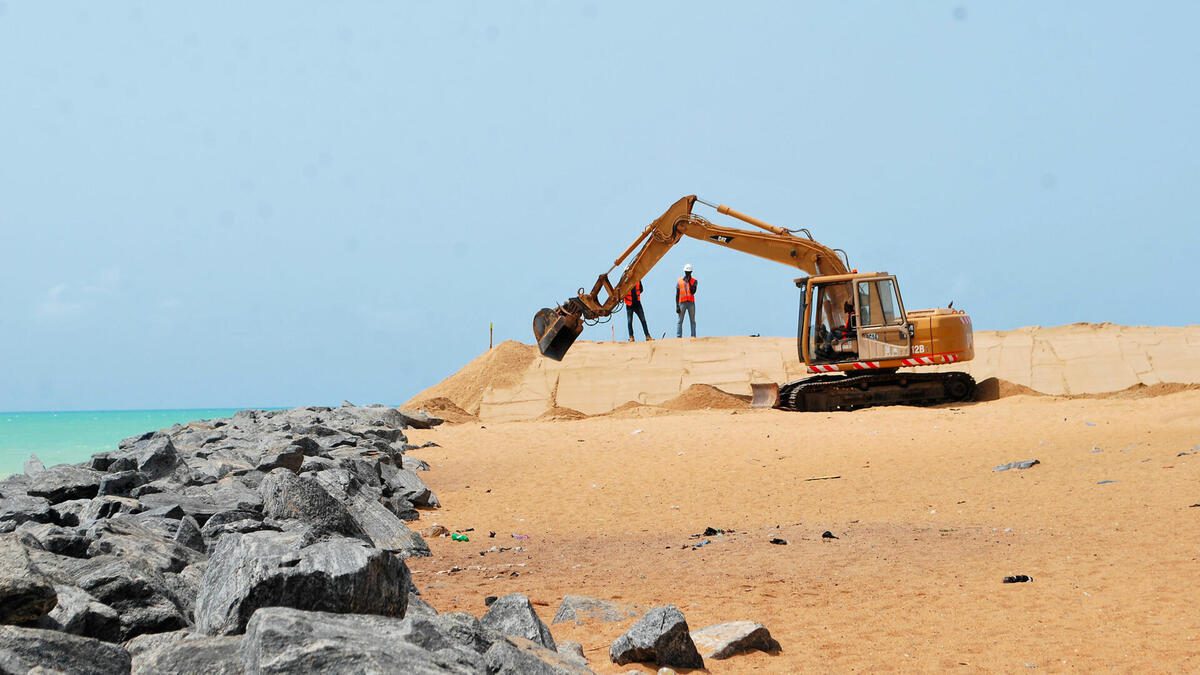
left=2, top=2, right=1197, bottom=411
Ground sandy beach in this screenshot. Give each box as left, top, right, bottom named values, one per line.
left=401, top=326, right=1200, bottom=671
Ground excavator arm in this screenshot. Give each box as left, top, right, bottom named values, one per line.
left=533, top=195, right=851, bottom=360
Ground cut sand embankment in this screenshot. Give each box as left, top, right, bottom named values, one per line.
left=406, top=323, right=1200, bottom=422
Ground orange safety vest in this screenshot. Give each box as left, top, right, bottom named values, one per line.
left=623, top=282, right=643, bottom=307
left=677, top=277, right=697, bottom=303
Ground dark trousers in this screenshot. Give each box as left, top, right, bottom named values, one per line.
left=627, top=301, right=650, bottom=339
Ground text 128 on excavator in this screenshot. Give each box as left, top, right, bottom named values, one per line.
left=531, top=195, right=976, bottom=412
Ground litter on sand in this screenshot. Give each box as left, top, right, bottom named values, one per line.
left=994, top=459, right=1040, bottom=472
left=804, top=475, right=841, bottom=481
left=769, top=537, right=788, bottom=545
left=1003, top=575, right=1034, bottom=583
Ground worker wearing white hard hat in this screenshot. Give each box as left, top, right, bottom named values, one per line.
left=675, top=263, right=698, bottom=338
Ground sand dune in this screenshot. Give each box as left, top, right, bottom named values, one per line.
left=407, top=323, right=1200, bottom=422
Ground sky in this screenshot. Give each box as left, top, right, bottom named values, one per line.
left=1, top=2, right=1197, bottom=411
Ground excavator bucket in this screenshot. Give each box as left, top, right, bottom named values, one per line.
left=750, top=382, right=780, bottom=409
left=533, top=307, right=582, bottom=361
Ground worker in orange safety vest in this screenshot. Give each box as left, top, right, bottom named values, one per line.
left=675, top=263, right=698, bottom=338
left=623, top=281, right=652, bottom=342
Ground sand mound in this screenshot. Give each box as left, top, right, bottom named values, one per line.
left=406, top=397, right=477, bottom=424
left=405, top=341, right=537, bottom=415
left=1077, top=382, right=1200, bottom=400
left=537, top=406, right=590, bottom=422
left=974, top=377, right=1044, bottom=401
left=602, top=401, right=676, bottom=419
left=659, top=384, right=751, bottom=411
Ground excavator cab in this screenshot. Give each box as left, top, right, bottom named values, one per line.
left=802, top=273, right=912, bottom=367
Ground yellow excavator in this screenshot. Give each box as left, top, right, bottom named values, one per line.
left=532, top=195, right=976, bottom=412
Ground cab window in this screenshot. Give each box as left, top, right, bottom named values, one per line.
left=856, top=278, right=903, bottom=327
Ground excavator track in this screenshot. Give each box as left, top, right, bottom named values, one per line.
left=777, top=370, right=976, bottom=412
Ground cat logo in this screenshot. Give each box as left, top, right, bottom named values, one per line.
left=708, top=235, right=735, bottom=244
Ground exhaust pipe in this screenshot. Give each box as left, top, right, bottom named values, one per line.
left=533, top=307, right=583, bottom=361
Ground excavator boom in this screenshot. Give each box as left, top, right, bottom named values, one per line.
left=534, top=195, right=849, bottom=360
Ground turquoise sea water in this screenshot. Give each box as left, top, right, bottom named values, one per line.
left=0, top=409, right=242, bottom=478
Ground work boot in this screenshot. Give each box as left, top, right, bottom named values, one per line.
left=627, top=336, right=635, bottom=343
left=646, top=336, right=654, bottom=341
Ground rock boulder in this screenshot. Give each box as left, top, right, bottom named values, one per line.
left=609, top=605, right=703, bottom=669
left=194, top=530, right=409, bottom=635
left=481, top=593, right=557, bottom=651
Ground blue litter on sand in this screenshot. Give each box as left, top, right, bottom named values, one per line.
left=1096, top=480, right=1118, bottom=485
left=994, top=459, right=1040, bottom=472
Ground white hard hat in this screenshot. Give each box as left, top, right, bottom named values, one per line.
left=683, top=263, right=693, bottom=273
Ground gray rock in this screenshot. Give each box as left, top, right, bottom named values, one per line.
left=139, top=480, right=262, bottom=523
left=609, top=605, right=703, bottom=669
left=136, top=504, right=186, bottom=520
left=689, top=620, right=780, bottom=660
left=0, top=474, right=31, bottom=499
left=40, top=584, right=122, bottom=642
left=258, top=469, right=363, bottom=539
left=122, top=628, right=187, bottom=659
left=194, top=530, right=409, bottom=636
left=14, top=522, right=91, bottom=558
left=50, top=498, right=93, bottom=527
left=397, top=409, right=444, bottom=429
left=23, top=454, right=45, bottom=477
left=80, top=495, right=145, bottom=525
left=200, top=510, right=262, bottom=536
left=424, top=612, right=497, bottom=654
left=255, top=446, right=305, bottom=474
left=298, top=456, right=338, bottom=473
left=202, top=520, right=279, bottom=551
left=174, top=515, right=206, bottom=553
left=485, top=636, right=594, bottom=675
left=97, top=470, right=148, bottom=497
left=135, top=435, right=182, bottom=480
left=310, top=471, right=429, bottom=558
left=0, top=625, right=131, bottom=674
left=552, top=595, right=638, bottom=625
left=240, top=606, right=478, bottom=674
left=75, top=559, right=189, bottom=639
left=85, top=518, right=203, bottom=573
left=0, top=495, right=53, bottom=533
left=402, top=456, right=431, bottom=472
left=0, top=536, right=58, bottom=625
left=27, top=465, right=104, bottom=503
left=380, top=494, right=419, bottom=521
left=407, top=591, right=438, bottom=617
left=481, top=593, right=557, bottom=651
left=88, top=453, right=115, bottom=472
left=558, top=641, right=588, bottom=667
left=385, top=468, right=440, bottom=508
left=131, top=634, right=243, bottom=675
